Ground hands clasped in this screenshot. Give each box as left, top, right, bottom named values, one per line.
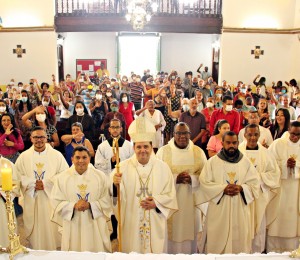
left=224, top=184, right=243, bottom=196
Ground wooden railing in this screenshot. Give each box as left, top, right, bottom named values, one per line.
left=55, top=0, right=222, bottom=17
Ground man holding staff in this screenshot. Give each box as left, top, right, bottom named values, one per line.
left=112, top=117, right=178, bottom=253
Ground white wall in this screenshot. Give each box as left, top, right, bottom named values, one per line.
left=223, top=0, right=296, bottom=29
left=295, top=0, right=300, bottom=27
left=63, top=32, right=117, bottom=79
left=161, top=33, right=214, bottom=77
left=63, top=32, right=215, bottom=79
left=0, top=0, right=54, bottom=27
left=219, top=33, right=294, bottom=85
left=0, top=31, right=58, bottom=85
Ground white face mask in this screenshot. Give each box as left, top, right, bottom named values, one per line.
left=240, top=88, right=246, bottom=94
left=10, top=81, right=14, bottom=86
left=96, top=94, right=102, bottom=100
left=136, top=78, right=141, bottom=83
left=122, top=97, right=128, bottom=103
left=36, top=114, right=46, bottom=122
left=106, top=92, right=112, bottom=97
left=182, top=104, right=189, bottom=112
left=22, top=97, right=28, bottom=103
left=106, top=84, right=111, bottom=88
left=42, top=101, right=49, bottom=107
left=206, top=102, right=214, bottom=108
left=0, top=106, right=6, bottom=113
left=216, top=93, right=222, bottom=98
left=76, top=108, right=84, bottom=115
left=225, top=105, right=233, bottom=112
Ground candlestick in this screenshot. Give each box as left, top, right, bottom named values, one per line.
left=0, top=186, right=28, bottom=259
left=1, top=165, right=12, bottom=191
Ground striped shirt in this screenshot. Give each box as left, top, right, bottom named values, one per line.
left=129, top=83, right=143, bottom=104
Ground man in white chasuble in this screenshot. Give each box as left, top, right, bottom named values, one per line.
left=267, top=121, right=300, bottom=252
left=198, top=131, right=259, bottom=254
left=239, top=124, right=280, bottom=253
left=112, top=117, right=178, bottom=253
left=51, top=146, right=112, bottom=252
left=15, top=126, right=69, bottom=250
left=156, top=122, right=207, bottom=253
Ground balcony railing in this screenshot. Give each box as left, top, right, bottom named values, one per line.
left=56, top=0, right=222, bottom=17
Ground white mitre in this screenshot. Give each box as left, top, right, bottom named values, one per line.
left=128, top=117, right=156, bottom=143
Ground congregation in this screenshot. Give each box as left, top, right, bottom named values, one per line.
left=0, top=67, right=300, bottom=255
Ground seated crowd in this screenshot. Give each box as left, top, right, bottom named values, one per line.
left=0, top=68, right=299, bottom=255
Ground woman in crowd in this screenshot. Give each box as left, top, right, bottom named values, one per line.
left=0, top=99, right=12, bottom=117
left=61, top=122, right=94, bottom=166
left=67, top=101, right=95, bottom=141
left=214, top=87, right=223, bottom=109
left=164, top=83, right=181, bottom=142
left=256, top=98, right=271, bottom=127
left=119, top=92, right=135, bottom=140
left=58, top=90, right=74, bottom=121
left=105, top=88, right=115, bottom=112
left=22, top=105, right=60, bottom=147
left=207, top=119, right=230, bottom=158
left=12, top=90, right=32, bottom=149
left=269, top=108, right=290, bottom=140
left=0, top=113, right=24, bottom=162
left=89, top=90, right=108, bottom=128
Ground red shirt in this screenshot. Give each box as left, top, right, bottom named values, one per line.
left=209, top=108, right=240, bottom=134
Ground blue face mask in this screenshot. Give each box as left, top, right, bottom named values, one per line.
left=282, top=89, right=286, bottom=94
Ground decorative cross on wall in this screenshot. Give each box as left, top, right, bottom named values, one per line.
left=251, top=46, right=264, bottom=59
left=13, top=45, right=26, bottom=58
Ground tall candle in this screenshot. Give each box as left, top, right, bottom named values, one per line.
left=1, top=165, right=12, bottom=191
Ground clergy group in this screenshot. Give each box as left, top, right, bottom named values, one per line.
left=1, top=117, right=300, bottom=255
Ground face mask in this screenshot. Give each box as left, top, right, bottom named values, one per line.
left=182, top=104, right=190, bottom=112
left=240, top=88, right=246, bottom=94
left=0, top=106, right=6, bottom=113
left=122, top=97, right=128, bottom=103
left=106, top=84, right=110, bottom=88
left=96, top=94, right=102, bottom=100
left=111, top=107, right=118, bottom=112
left=22, top=97, right=28, bottom=103
left=76, top=108, right=84, bottom=115
left=122, top=78, right=128, bottom=82
left=206, top=102, right=214, bottom=108
left=216, top=93, right=222, bottom=98
left=225, top=105, right=233, bottom=112
left=79, top=79, right=84, bottom=83
left=136, top=78, right=141, bottom=83
left=106, top=92, right=112, bottom=97
left=36, top=114, right=46, bottom=122
left=282, top=89, right=286, bottom=94
left=236, top=108, right=242, bottom=112
left=42, top=101, right=49, bottom=107
left=208, top=80, right=213, bottom=84
left=114, top=85, right=119, bottom=89
left=132, top=77, right=136, bottom=81
left=10, top=81, right=14, bottom=86
left=192, top=83, right=198, bottom=87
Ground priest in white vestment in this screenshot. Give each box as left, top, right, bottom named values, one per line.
left=135, top=100, right=166, bottom=150
left=198, top=131, right=259, bottom=254
left=95, top=118, right=133, bottom=176
left=111, top=117, right=178, bottom=253
left=267, top=121, right=300, bottom=252
left=157, top=122, right=207, bottom=254
left=0, top=158, right=19, bottom=247
left=15, top=127, right=69, bottom=250
left=239, top=124, right=280, bottom=253
left=51, top=146, right=112, bottom=252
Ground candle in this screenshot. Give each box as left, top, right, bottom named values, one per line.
left=1, top=164, right=12, bottom=191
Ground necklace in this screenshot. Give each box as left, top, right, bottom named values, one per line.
left=135, top=165, right=153, bottom=198
left=74, top=138, right=83, bottom=145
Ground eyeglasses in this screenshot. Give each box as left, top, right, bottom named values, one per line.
left=109, top=126, right=120, bottom=129
left=32, top=136, right=47, bottom=140
left=174, top=131, right=191, bottom=136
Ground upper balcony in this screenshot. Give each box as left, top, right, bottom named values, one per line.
left=55, top=0, right=222, bottom=33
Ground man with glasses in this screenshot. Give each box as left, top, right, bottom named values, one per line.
left=95, top=118, right=133, bottom=240
left=15, top=126, right=68, bottom=250
left=267, top=121, right=300, bottom=252
left=157, top=122, right=207, bottom=253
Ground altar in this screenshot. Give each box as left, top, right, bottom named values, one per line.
left=0, top=250, right=292, bottom=260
